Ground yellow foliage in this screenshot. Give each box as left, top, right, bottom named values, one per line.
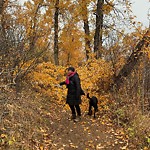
left=103, top=1, right=114, bottom=15
left=59, top=25, right=84, bottom=66
left=27, top=58, right=113, bottom=106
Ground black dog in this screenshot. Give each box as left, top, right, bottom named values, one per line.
left=87, top=93, right=98, bottom=118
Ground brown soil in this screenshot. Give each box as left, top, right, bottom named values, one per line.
left=0, top=89, right=136, bottom=150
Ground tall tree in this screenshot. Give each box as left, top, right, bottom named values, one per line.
left=0, top=0, right=4, bottom=14
left=94, top=0, right=104, bottom=59
left=80, top=0, right=91, bottom=60
left=29, top=1, right=44, bottom=52
left=54, top=0, right=59, bottom=65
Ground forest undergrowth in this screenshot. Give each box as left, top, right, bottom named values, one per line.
left=0, top=62, right=149, bottom=150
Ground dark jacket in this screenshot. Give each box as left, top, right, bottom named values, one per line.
left=60, top=73, right=82, bottom=105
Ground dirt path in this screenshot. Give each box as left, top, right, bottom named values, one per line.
left=41, top=107, right=133, bottom=150
left=0, top=92, right=135, bottom=150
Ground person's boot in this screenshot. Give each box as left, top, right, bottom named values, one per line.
left=71, top=114, right=76, bottom=120
left=74, top=115, right=81, bottom=122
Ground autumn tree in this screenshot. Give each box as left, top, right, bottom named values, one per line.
left=0, top=0, right=16, bottom=85
left=0, top=0, right=4, bottom=14
left=13, top=0, right=135, bottom=65
left=0, top=0, right=138, bottom=73
left=69, top=0, right=134, bottom=60
left=78, top=0, right=91, bottom=60
left=0, top=0, right=52, bottom=92
left=59, top=24, right=83, bottom=66
left=54, top=0, right=59, bottom=65
left=94, top=0, right=104, bottom=59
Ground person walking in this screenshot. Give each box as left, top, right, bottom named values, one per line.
left=60, top=67, right=84, bottom=122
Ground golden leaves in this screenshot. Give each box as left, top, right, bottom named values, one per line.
left=27, top=62, right=66, bottom=104
left=59, top=25, right=84, bottom=66
left=1, top=134, right=7, bottom=138
left=27, top=57, right=113, bottom=108
left=0, top=133, right=16, bottom=146
left=96, top=143, right=105, bottom=149
left=103, top=2, right=113, bottom=15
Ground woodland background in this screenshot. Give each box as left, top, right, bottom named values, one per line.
left=0, top=0, right=150, bottom=149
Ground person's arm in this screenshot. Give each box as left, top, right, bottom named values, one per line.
left=59, top=81, right=66, bottom=86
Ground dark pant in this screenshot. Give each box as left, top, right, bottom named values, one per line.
left=69, top=104, right=81, bottom=116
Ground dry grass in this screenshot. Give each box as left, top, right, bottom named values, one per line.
left=0, top=87, right=59, bottom=149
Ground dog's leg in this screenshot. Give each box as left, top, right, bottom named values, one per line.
left=94, top=106, right=98, bottom=118
left=94, top=109, right=96, bottom=118
left=88, top=105, right=92, bottom=116
left=95, top=105, right=98, bottom=112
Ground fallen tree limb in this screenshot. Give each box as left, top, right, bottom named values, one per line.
left=112, top=30, right=150, bottom=90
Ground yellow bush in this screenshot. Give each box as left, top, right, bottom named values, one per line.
left=27, top=59, right=113, bottom=105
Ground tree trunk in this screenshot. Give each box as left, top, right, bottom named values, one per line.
left=113, top=30, right=150, bottom=89
left=29, top=3, right=42, bottom=52
left=82, top=1, right=91, bottom=60
left=54, top=0, right=59, bottom=65
left=143, top=56, right=150, bottom=110
left=0, top=0, right=4, bottom=14
left=94, top=0, right=104, bottom=59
